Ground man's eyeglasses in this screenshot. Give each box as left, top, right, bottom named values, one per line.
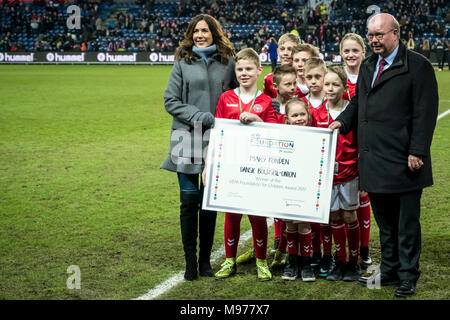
left=366, top=29, right=395, bottom=41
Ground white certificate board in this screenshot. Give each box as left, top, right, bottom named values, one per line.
left=202, top=118, right=337, bottom=224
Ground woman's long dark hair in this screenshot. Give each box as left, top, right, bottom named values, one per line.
left=175, top=14, right=235, bottom=65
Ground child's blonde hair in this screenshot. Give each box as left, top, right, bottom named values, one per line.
left=235, top=48, right=260, bottom=67
left=303, top=57, right=327, bottom=75
left=285, top=98, right=311, bottom=125
left=339, top=33, right=366, bottom=57
left=327, top=65, right=348, bottom=88
left=273, top=64, right=297, bottom=86
left=278, top=33, right=301, bottom=47
left=291, top=43, right=320, bottom=58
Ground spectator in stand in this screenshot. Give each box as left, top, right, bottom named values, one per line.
left=421, top=39, right=430, bottom=59
left=0, top=0, right=448, bottom=56
left=264, top=37, right=279, bottom=71
left=407, top=37, right=415, bottom=51
left=434, top=39, right=445, bottom=71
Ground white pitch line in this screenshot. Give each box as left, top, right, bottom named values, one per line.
left=437, top=109, right=450, bottom=121
left=134, top=218, right=274, bottom=300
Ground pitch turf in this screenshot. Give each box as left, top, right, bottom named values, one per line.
left=0, top=65, right=448, bottom=300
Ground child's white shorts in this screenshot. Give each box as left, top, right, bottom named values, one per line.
left=330, top=176, right=360, bottom=212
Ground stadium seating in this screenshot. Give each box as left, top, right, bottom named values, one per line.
left=0, top=0, right=448, bottom=61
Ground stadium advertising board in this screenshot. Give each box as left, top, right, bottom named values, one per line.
left=0, top=51, right=178, bottom=64
left=202, top=119, right=337, bottom=224
left=0, top=52, right=274, bottom=64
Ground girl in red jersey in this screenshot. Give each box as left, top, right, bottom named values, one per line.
left=314, top=66, right=361, bottom=281
left=340, top=33, right=365, bottom=101
left=281, top=98, right=316, bottom=282
left=340, top=33, right=373, bottom=267
left=212, top=48, right=277, bottom=281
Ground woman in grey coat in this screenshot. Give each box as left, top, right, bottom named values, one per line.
left=161, top=14, right=237, bottom=280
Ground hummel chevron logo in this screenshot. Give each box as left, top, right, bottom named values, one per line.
left=227, top=238, right=235, bottom=246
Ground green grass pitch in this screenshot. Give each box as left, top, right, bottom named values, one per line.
left=0, top=65, right=448, bottom=300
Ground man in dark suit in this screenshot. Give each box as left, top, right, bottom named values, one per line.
left=329, top=13, right=438, bottom=297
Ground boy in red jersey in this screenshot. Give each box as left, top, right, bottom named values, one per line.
left=213, top=48, right=277, bottom=281
left=340, top=33, right=373, bottom=267
left=235, top=64, right=297, bottom=267
left=271, top=64, right=298, bottom=124
left=314, top=66, right=361, bottom=281
left=291, top=44, right=320, bottom=99
left=302, top=57, right=330, bottom=270
left=302, top=57, right=327, bottom=111
left=267, top=64, right=298, bottom=268
left=263, top=33, right=301, bottom=99
left=262, top=35, right=300, bottom=254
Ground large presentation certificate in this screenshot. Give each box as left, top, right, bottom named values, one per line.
left=202, top=119, right=337, bottom=224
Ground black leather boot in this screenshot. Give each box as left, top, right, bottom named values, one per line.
left=198, top=209, right=217, bottom=277
left=180, top=193, right=199, bottom=280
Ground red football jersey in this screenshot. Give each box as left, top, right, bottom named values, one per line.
left=312, top=102, right=358, bottom=185
left=301, top=94, right=327, bottom=113
left=264, top=72, right=308, bottom=99
left=342, top=78, right=356, bottom=101
left=296, top=81, right=309, bottom=98
left=215, top=89, right=278, bottom=123
left=275, top=113, right=286, bottom=124
left=263, top=72, right=278, bottom=98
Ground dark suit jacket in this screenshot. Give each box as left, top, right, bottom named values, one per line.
left=337, top=42, right=439, bottom=193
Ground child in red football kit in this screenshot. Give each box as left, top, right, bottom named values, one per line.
left=302, top=57, right=327, bottom=111
left=301, top=57, right=330, bottom=272
left=271, top=64, right=298, bottom=124
left=280, top=98, right=316, bottom=282
left=313, top=66, right=361, bottom=281
left=235, top=64, right=298, bottom=268
left=213, top=48, right=277, bottom=281
left=262, top=33, right=301, bottom=255
left=291, top=44, right=320, bottom=98
left=269, top=65, right=298, bottom=269
left=263, top=33, right=301, bottom=99
left=340, top=33, right=373, bottom=267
